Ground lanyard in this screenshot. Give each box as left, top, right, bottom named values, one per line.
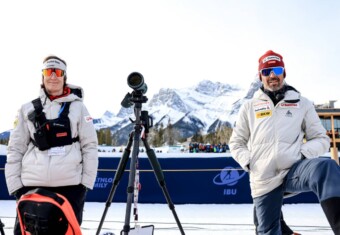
left=58, top=103, right=66, bottom=118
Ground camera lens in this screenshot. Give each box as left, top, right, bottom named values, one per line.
left=127, top=72, right=147, bottom=94
left=127, top=72, right=143, bottom=89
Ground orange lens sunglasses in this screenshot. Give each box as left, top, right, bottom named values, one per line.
left=42, top=68, right=65, bottom=77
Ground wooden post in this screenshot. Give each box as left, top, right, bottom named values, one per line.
left=330, top=147, right=339, bottom=165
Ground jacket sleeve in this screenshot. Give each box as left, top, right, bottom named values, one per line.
left=229, top=103, right=251, bottom=171
left=300, top=101, right=330, bottom=158
left=5, top=107, right=30, bottom=194
left=78, top=104, right=99, bottom=190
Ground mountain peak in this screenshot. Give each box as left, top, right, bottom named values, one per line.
left=148, top=88, right=189, bottom=113
left=195, top=80, right=239, bottom=96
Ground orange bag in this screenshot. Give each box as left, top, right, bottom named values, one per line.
left=17, top=188, right=82, bottom=235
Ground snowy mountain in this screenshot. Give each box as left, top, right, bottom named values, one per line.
left=228, top=74, right=262, bottom=117
left=93, top=79, right=261, bottom=144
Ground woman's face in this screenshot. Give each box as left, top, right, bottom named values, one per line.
left=42, top=68, right=65, bottom=96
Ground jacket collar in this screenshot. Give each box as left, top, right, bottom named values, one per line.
left=254, top=84, right=301, bottom=103
left=39, top=84, right=84, bottom=104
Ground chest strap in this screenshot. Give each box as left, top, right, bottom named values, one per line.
left=29, top=98, right=79, bottom=150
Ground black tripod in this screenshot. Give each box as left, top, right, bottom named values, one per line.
left=96, top=91, right=185, bottom=235
left=0, top=218, right=5, bottom=235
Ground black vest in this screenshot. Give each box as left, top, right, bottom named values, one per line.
left=28, top=98, right=79, bottom=151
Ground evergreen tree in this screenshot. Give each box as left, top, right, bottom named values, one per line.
left=203, top=126, right=233, bottom=145
left=96, top=128, right=113, bottom=145
left=157, top=123, right=165, bottom=146
left=96, top=130, right=103, bottom=145
left=104, top=128, right=112, bottom=145
left=0, top=138, right=9, bottom=145
left=148, top=126, right=159, bottom=147
left=192, top=131, right=204, bottom=143
left=165, top=120, right=175, bottom=145
left=217, top=126, right=233, bottom=143
left=94, top=122, right=233, bottom=148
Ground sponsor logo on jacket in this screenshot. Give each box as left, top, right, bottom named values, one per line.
left=280, top=103, right=299, bottom=108
left=254, top=101, right=272, bottom=119
left=256, top=110, right=272, bottom=118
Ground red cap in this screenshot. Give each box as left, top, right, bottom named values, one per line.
left=258, top=50, right=286, bottom=77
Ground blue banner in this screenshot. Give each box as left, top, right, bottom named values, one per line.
left=0, top=154, right=318, bottom=204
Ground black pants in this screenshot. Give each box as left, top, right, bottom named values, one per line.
left=14, top=184, right=87, bottom=235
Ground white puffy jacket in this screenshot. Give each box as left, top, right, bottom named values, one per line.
left=5, top=84, right=98, bottom=194
left=229, top=86, right=330, bottom=198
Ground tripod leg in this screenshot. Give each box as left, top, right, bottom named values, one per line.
left=122, top=129, right=142, bottom=235
left=0, top=219, right=5, bottom=235
left=143, top=139, right=186, bottom=235
left=96, top=133, right=133, bottom=235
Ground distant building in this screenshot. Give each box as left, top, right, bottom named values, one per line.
left=316, top=100, right=340, bottom=164
left=315, top=100, right=338, bottom=109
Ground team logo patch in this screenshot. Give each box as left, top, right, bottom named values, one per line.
left=256, top=110, right=272, bottom=119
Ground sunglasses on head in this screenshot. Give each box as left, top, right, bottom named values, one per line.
left=260, top=67, right=284, bottom=76
left=42, top=68, right=65, bottom=77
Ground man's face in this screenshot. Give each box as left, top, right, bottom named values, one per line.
left=260, top=67, right=285, bottom=91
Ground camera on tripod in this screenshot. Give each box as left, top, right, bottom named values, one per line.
left=97, top=71, right=185, bottom=235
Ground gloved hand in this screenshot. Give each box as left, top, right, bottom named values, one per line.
left=82, top=184, right=89, bottom=192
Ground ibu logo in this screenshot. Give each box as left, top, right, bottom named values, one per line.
left=213, top=166, right=246, bottom=186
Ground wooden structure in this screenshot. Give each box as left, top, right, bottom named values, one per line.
left=317, top=108, right=340, bottom=165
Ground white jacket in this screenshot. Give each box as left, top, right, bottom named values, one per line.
left=5, top=84, right=98, bottom=194
left=229, top=87, right=330, bottom=198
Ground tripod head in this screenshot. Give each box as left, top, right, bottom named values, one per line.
left=120, top=72, right=153, bottom=133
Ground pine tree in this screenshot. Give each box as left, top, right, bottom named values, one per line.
left=104, top=128, right=112, bottom=145
left=192, top=131, right=204, bottom=143
left=96, top=128, right=112, bottom=145
left=158, top=122, right=165, bottom=146
left=96, top=130, right=103, bottom=145
left=165, top=120, right=175, bottom=146
left=149, top=126, right=159, bottom=147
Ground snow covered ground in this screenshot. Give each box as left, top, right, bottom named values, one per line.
left=0, top=145, right=336, bottom=234
left=0, top=200, right=332, bottom=235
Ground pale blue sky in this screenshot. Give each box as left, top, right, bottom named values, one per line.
left=0, top=0, right=339, bottom=132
